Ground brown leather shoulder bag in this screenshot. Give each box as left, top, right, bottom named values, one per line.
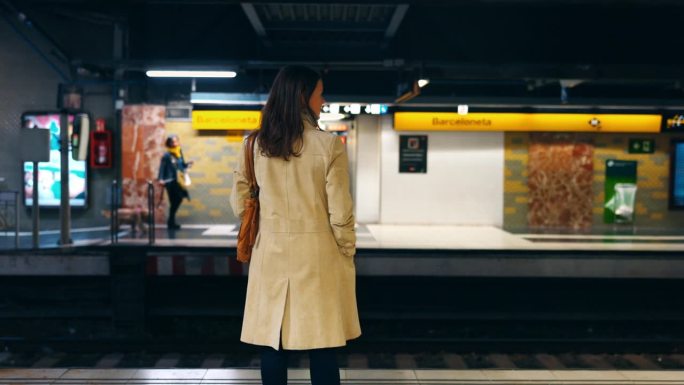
left=236, top=132, right=259, bottom=263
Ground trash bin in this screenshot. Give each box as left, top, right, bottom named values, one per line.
left=613, top=183, right=637, bottom=223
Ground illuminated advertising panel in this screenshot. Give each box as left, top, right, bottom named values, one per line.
left=22, top=113, right=88, bottom=208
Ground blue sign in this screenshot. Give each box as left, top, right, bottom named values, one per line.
left=673, top=142, right=684, bottom=208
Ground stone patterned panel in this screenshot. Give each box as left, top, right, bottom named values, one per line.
left=121, top=105, right=167, bottom=222
left=527, top=133, right=594, bottom=230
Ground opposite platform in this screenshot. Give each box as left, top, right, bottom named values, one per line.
left=5, top=224, right=684, bottom=252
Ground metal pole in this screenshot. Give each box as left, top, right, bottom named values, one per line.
left=115, top=182, right=119, bottom=243
left=151, top=184, right=155, bottom=243
left=32, top=161, right=39, bottom=249
left=111, top=180, right=119, bottom=244
left=151, top=185, right=156, bottom=243
left=14, top=191, right=19, bottom=249
left=59, top=112, right=71, bottom=246
left=147, top=181, right=154, bottom=245
left=110, top=180, right=115, bottom=244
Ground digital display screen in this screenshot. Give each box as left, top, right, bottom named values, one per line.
left=23, top=113, right=88, bottom=207
left=671, top=141, right=684, bottom=208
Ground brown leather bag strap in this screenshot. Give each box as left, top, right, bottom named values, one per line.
left=244, top=132, right=259, bottom=197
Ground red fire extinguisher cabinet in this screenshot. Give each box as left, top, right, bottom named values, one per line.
left=89, top=130, right=112, bottom=168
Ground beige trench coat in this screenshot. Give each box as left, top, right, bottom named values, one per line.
left=230, top=121, right=361, bottom=350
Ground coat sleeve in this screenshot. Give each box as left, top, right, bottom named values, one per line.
left=158, top=154, right=168, bottom=182
left=230, top=139, right=250, bottom=219
left=326, top=136, right=356, bottom=258
left=180, top=150, right=190, bottom=169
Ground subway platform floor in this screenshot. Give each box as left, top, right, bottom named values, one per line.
left=2, top=368, right=684, bottom=384
left=2, top=224, right=684, bottom=251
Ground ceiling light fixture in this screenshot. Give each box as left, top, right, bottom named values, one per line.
left=146, top=70, right=237, bottom=78
left=458, top=105, right=469, bottom=115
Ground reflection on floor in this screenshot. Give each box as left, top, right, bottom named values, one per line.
left=1, top=368, right=684, bottom=384
left=3, top=224, right=684, bottom=251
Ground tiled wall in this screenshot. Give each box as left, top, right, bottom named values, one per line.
left=0, top=21, right=115, bottom=231
left=164, top=121, right=242, bottom=224
left=592, top=134, right=673, bottom=227
left=120, top=114, right=244, bottom=225
left=503, top=133, right=529, bottom=229
left=504, top=132, right=684, bottom=231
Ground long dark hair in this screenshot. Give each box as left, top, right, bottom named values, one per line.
left=258, top=66, right=321, bottom=160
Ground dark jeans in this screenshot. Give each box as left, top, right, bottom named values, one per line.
left=164, top=182, right=185, bottom=226
left=261, top=347, right=340, bottom=385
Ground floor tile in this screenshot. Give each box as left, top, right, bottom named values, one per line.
left=131, top=369, right=207, bottom=380
left=203, top=369, right=260, bottom=380
left=0, top=368, right=66, bottom=379
left=550, top=370, right=630, bottom=381
left=346, top=369, right=417, bottom=380
left=484, top=369, right=556, bottom=381
left=415, top=369, right=487, bottom=381
left=619, top=370, right=684, bottom=381
left=61, top=368, right=137, bottom=379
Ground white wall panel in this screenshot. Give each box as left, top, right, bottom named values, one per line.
left=354, top=115, right=381, bottom=223
left=380, top=117, right=504, bottom=225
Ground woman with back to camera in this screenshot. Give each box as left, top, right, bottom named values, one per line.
left=230, top=66, right=360, bottom=385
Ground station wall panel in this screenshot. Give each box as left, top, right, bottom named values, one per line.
left=121, top=105, right=167, bottom=222
left=0, top=21, right=114, bottom=232
left=380, top=118, right=504, bottom=225
left=504, top=132, right=684, bottom=230
left=164, top=121, right=242, bottom=224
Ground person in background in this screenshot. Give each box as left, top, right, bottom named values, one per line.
left=230, top=66, right=360, bottom=385
left=158, top=134, right=193, bottom=229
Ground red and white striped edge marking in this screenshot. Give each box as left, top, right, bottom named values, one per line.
left=146, top=254, right=246, bottom=276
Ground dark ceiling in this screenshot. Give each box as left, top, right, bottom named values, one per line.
left=3, top=0, right=684, bottom=106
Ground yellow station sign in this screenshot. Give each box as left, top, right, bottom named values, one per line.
left=192, top=110, right=261, bottom=130
left=394, top=112, right=662, bottom=133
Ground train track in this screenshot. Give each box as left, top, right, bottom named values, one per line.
left=3, top=275, right=684, bottom=370
left=2, top=345, right=684, bottom=371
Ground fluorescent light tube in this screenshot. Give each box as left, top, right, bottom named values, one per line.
left=146, top=70, right=237, bottom=78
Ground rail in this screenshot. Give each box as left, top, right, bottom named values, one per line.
left=147, top=181, right=156, bottom=245
left=0, top=190, right=20, bottom=249
left=110, top=180, right=119, bottom=244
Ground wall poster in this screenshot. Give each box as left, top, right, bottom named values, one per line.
left=604, top=159, right=638, bottom=224
left=399, top=135, right=427, bottom=173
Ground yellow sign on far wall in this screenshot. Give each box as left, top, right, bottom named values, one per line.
left=394, top=112, right=662, bottom=133
left=192, top=110, right=261, bottom=130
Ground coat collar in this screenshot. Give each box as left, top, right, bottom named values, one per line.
left=302, top=113, right=321, bottom=131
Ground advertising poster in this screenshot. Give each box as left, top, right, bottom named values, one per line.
left=604, top=159, right=637, bottom=223
left=22, top=113, right=88, bottom=208
left=399, top=135, right=427, bottom=173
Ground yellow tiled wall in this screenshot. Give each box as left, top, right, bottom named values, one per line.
left=503, top=133, right=529, bottom=226
left=504, top=132, right=684, bottom=230
left=164, top=121, right=243, bottom=224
